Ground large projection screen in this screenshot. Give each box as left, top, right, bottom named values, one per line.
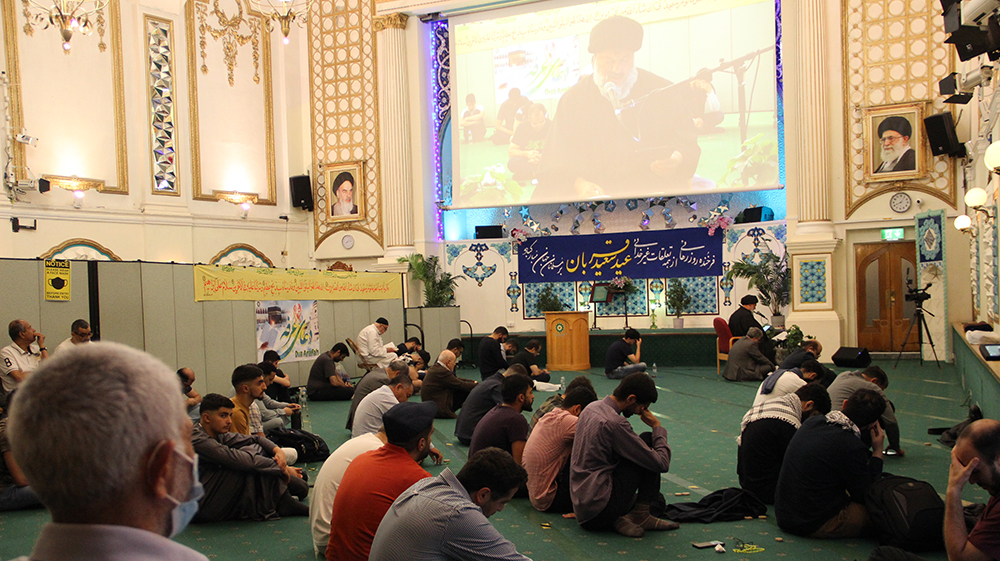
left=450, top=0, right=781, bottom=209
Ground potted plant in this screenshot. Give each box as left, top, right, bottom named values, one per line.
left=725, top=250, right=790, bottom=327
left=774, top=324, right=812, bottom=363
left=536, top=284, right=565, bottom=312
left=398, top=253, right=464, bottom=307
left=665, top=279, right=692, bottom=328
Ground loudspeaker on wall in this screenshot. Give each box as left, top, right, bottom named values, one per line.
left=924, top=113, right=966, bottom=157
left=290, top=175, right=313, bottom=211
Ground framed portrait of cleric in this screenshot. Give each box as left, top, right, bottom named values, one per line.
left=863, top=102, right=926, bottom=184
left=325, top=161, right=365, bottom=223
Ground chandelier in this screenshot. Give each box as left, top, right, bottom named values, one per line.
left=22, top=0, right=110, bottom=52
left=249, top=0, right=313, bottom=44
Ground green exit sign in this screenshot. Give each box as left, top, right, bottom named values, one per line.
left=881, top=228, right=904, bottom=240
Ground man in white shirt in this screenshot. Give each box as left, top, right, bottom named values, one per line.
left=352, top=371, right=414, bottom=438
left=752, top=360, right=823, bottom=406
left=357, top=318, right=399, bottom=369
left=0, top=320, right=48, bottom=400
left=53, top=319, right=92, bottom=354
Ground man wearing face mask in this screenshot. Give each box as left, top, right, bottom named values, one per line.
left=8, top=342, right=208, bottom=560
left=538, top=15, right=702, bottom=198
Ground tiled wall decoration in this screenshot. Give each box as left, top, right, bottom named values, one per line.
left=792, top=254, right=833, bottom=311
left=523, top=282, right=576, bottom=319
left=506, top=272, right=521, bottom=313
left=915, top=210, right=948, bottom=359
left=667, top=277, right=719, bottom=315
left=145, top=15, right=178, bottom=196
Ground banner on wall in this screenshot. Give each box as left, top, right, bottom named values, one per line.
left=517, top=229, right=722, bottom=283
left=44, top=259, right=71, bottom=301
left=193, top=265, right=401, bottom=302
left=256, top=300, right=320, bottom=363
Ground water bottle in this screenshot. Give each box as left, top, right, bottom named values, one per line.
left=559, top=376, right=566, bottom=392
left=652, top=363, right=658, bottom=378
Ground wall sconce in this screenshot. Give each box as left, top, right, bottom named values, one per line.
left=21, top=0, right=109, bottom=52
left=955, top=213, right=976, bottom=236
left=965, top=187, right=995, bottom=220
left=42, top=175, right=102, bottom=208
left=985, top=142, right=1000, bottom=173
left=250, top=0, right=312, bottom=45
left=216, top=191, right=258, bottom=219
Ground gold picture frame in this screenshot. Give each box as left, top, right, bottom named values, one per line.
left=863, top=102, right=926, bottom=184
left=325, top=161, right=365, bottom=223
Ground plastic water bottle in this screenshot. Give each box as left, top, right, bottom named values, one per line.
left=652, top=363, right=658, bottom=378
left=559, top=376, right=566, bottom=392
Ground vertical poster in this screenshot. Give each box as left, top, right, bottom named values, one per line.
left=44, top=259, right=71, bottom=301
left=255, top=300, right=320, bottom=362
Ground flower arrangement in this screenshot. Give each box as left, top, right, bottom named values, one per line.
left=609, top=275, right=640, bottom=294
left=706, top=215, right=734, bottom=236
left=509, top=228, right=530, bottom=245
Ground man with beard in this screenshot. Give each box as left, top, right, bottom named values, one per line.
left=468, top=374, right=534, bottom=466
left=331, top=172, right=359, bottom=216
left=945, top=419, right=1000, bottom=560
left=538, top=15, right=702, bottom=197
left=874, top=116, right=916, bottom=173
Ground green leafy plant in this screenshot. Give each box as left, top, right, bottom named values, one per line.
left=398, top=253, right=464, bottom=307
left=536, top=283, right=565, bottom=312
left=665, top=279, right=692, bottom=318
left=718, top=133, right=780, bottom=188
left=725, top=250, right=790, bottom=317
left=779, top=324, right=812, bottom=349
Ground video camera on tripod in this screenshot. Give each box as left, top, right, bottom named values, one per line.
left=904, top=280, right=932, bottom=304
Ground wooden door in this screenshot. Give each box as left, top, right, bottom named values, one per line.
left=856, top=242, right=919, bottom=352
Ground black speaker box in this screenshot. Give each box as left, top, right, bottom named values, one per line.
left=290, top=175, right=313, bottom=211
left=924, top=113, right=966, bottom=157
left=832, top=347, right=872, bottom=369
left=735, top=206, right=774, bottom=224
left=475, top=225, right=504, bottom=239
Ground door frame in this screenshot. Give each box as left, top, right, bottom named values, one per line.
left=854, top=240, right=918, bottom=352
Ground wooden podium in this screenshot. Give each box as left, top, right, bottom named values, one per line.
left=544, top=311, right=591, bottom=371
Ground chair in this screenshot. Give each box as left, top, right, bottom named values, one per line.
left=713, top=317, right=740, bottom=377
left=345, top=337, right=375, bottom=373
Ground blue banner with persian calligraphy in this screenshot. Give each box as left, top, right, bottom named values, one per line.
left=517, top=229, right=722, bottom=283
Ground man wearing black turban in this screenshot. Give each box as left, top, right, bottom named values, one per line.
left=874, top=116, right=916, bottom=173
left=537, top=15, right=703, bottom=197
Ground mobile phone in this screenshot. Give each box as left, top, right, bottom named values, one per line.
left=692, top=541, right=723, bottom=549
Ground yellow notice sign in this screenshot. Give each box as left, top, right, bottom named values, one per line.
left=193, top=265, right=402, bottom=302
left=44, top=259, right=71, bottom=301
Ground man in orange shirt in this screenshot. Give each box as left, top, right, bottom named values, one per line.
left=325, top=401, right=437, bottom=561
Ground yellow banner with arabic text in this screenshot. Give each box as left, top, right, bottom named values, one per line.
left=193, top=265, right=401, bottom=302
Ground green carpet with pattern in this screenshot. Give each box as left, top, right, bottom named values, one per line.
left=0, top=360, right=982, bottom=560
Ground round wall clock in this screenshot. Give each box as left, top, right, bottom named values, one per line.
left=889, top=192, right=912, bottom=213
left=342, top=234, right=355, bottom=249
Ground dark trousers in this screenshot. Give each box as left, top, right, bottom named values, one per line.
left=544, top=459, right=574, bottom=514
left=581, top=432, right=661, bottom=531
left=307, top=385, right=354, bottom=401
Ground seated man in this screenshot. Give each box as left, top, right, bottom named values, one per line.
left=455, top=364, right=528, bottom=445
left=307, top=343, right=355, bottom=401
left=311, top=427, right=387, bottom=555
left=53, top=318, right=92, bottom=354
left=229, top=364, right=266, bottom=435
left=508, top=339, right=551, bottom=383
left=529, top=375, right=596, bottom=435
left=572, top=372, right=677, bottom=537
left=0, top=319, right=48, bottom=401
left=780, top=339, right=822, bottom=369
left=192, top=393, right=308, bottom=522
left=177, top=367, right=203, bottom=421
left=357, top=318, right=399, bottom=369
left=828, top=366, right=903, bottom=456
left=752, top=360, right=823, bottom=406
left=0, top=391, right=42, bottom=511
left=9, top=343, right=208, bottom=560
left=396, top=337, right=422, bottom=362
left=352, top=371, right=414, bottom=438
left=468, top=374, right=534, bottom=465
left=737, top=383, right=830, bottom=504
left=946, top=419, right=1000, bottom=561
left=370, top=448, right=531, bottom=561
left=728, top=295, right=775, bottom=363
left=774, top=389, right=886, bottom=538
left=421, top=350, right=477, bottom=419
left=478, top=326, right=510, bottom=380
left=261, top=350, right=292, bottom=402
left=523, top=385, right=598, bottom=513
left=446, top=338, right=465, bottom=365
left=604, top=329, right=645, bottom=380
left=346, top=360, right=409, bottom=430
left=255, top=362, right=300, bottom=434
left=723, top=327, right=775, bottom=382
left=326, top=401, right=437, bottom=561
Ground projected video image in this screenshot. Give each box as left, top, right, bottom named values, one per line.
left=451, top=0, right=780, bottom=209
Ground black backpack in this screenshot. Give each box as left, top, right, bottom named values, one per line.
left=267, top=427, right=330, bottom=463
left=865, top=474, right=944, bottom=552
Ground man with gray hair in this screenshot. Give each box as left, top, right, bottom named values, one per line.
left=346, top=359, right=411, bottom=431
left=722, top=327, right=775, bottom=382
left=0, top=319, right=48, bottom=401
left=421, top=350, right=478, bottom=419
left=8, top=342, right=207, bottom=559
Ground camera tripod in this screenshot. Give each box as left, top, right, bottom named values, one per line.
left=894, top=302, right=940, bottom=369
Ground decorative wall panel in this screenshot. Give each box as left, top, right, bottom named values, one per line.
left=914, top=209, right=947, bottom=359
left=145, top=15, right=178, bottom=196
left=792, top=254, right=833, bottom=311
left=308, top=0, right=383, bottom=247
left=842, top=0, right=956, bottom=215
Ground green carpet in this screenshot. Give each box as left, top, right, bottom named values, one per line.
left=0, top=360, right=980, bottom=560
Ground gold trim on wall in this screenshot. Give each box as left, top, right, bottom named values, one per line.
left=42, top=175, right=105, bottom=191
left=185, top=0, right=277, bottom=205
left=373, top=12, right=407, bottom=32
left=209, top=243, right=274, bottom=267
left=145, top=14, right=180, bottom=197
left=40, top=238, right=123, bottom=261
left=2, top=0, right=128, bottom=194
left=307, top=0, right=383, bottom=249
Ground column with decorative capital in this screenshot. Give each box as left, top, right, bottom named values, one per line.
left=784, top=0, right=841, bottom=351
left=375, top=12, right=414, bottom=268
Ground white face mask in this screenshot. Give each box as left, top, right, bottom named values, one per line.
left=165, top=448, right=203, bottom=538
